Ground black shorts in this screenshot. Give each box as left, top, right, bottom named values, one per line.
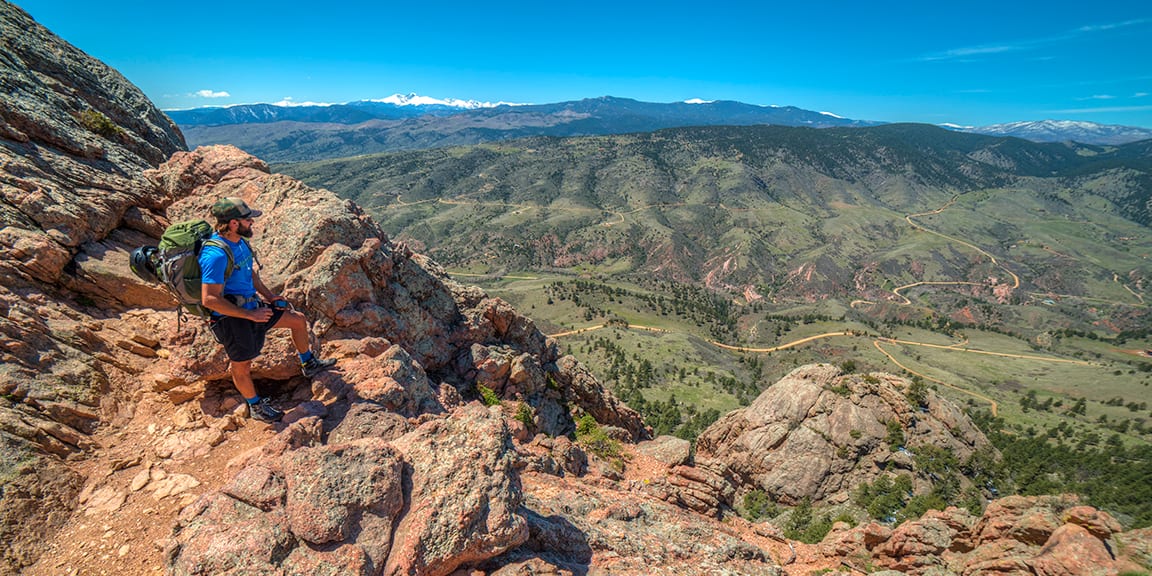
left=209, top=308, right=285, bottom=362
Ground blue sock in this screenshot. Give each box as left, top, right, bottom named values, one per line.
left=299, top=351, right=314, bottom=363
left=246, top=395, right=261, bottom=405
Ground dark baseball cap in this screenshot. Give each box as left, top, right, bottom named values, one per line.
left=211, top=197, right=263, bottom=221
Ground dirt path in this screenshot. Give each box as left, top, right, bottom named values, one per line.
left=872, top=340, right=1000, bottom=416
left=448, top=271, right=540, bottom=280
left=24, top=393, right=281, bottom=576
left=898, top=196, right=1021, bottom=301
left=550, top=321, right=1110, bottom=418
left=707, top=332, right=852, bottom=353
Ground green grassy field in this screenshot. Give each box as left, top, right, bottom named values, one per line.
left=457, top=269, right=1152, bottom=449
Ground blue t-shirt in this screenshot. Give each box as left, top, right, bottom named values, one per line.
left=198, top=233, right=258, bottom=311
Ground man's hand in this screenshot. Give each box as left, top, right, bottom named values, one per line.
left=248, top=307, right=273, bottom=323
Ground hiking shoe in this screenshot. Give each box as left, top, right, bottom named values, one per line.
left=301, top=356, right=337, bottom=378
left=249, top=398, right=283, bottom=423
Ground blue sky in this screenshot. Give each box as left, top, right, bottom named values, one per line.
left=15, top=0, right=1152, bottom=127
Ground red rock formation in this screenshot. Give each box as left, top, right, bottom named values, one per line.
left=696, top=364, right=993, bottom=505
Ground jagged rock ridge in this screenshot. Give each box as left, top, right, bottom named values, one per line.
left=0, top=2, right=185, bottom=570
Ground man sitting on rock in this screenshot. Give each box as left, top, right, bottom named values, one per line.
left=200, top=197, right=336, bottom=422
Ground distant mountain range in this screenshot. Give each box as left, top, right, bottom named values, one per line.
left=172, top=96, right=880, bottom=162
left=166, top=93, right=521, bottom=125
left=962, top=120, right=1152, bottom=146
left=167, top=94, right=872, bottom=129
left=170, top=95, right=1152, bottom=163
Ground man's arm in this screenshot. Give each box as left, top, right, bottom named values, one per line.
left=251, top=269, right=281, bottom=303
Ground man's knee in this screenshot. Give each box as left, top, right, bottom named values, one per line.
left=274, top=310, right=307, bottom=329
left=231, top=360, right=252, bottom=375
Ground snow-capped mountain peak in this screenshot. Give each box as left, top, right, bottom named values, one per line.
left=364, top=93, right=525, bottom=109
left=966, top=119, right=1152, bottom=145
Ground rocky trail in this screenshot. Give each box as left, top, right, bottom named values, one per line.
left=24, top=392, right=276, bottom=576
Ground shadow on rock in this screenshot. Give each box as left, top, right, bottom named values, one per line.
left=476, top=507, right=593, bottom=575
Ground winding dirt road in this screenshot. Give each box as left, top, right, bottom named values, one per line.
left=547, top=321, right=1106, bottom=415
left=893, top=196, right=1021, bottom=304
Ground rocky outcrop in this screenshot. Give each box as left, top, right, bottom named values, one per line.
left=0, top=11, right=643, bottom=566
left=166, top=405, right=526, bottom=576
left=484, top=470, right=786, bottom=576
left=696, top=364, right=993, bottom=505
left=822, top=495, right=1133, bottom=576
left=0, top=3, right=186, bottom=571
left=146, top=145, right=647, bottom=439
left=0, top=139, right=647, bottom=572
left=0, top=2, right=184, bottom=285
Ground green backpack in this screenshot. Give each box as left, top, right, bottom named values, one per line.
left=153, top=220, right=247, bottom=320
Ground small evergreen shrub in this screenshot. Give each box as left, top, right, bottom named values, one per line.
left=477, top=384, right=500, bottom=406
left=741, top=489, right=779, bottom=520
left=783, top=497, right=836, bottom=544
left=827, top=384, right=851, bottom=397
left=575, top=414, right=622, bottom=460
left=78, top=109, right=122, bottom=138
left=515, top=402, right=534, bottom=428
left=885, top=419, right=905, bottom=449
left=905, top=377, right=929, bottom=407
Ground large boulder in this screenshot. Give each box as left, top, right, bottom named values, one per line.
left=481, top=470, right=784, bottom=576
left=1028, top=523, right=1117, bottom=576
left=695, top=364, right=993, bottom=504
left=971, top=494, right=1076, bottom=547
left=385, top=404, right=529, bottom=575
left=166, top=406, right=526, bottom=575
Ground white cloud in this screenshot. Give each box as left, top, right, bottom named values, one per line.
left=194, top=89, right=231, bottom=99
left=919, top=19, right=1151, bottom=63
left=1077, top=19, right=1149, bottom=33
left=684, top=98, right=714, bottom=104
left=1135, top=92, right=1150, bottom=98
left=1043, top=104, right=1152, bottom=114
left=1076, top=94, right=1117, bottom=101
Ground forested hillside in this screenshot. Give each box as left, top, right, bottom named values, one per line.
left=280, top=124, right=1152, bottom=317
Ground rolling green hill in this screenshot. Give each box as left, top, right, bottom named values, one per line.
left=279, top=124, right=1152, bottom=323
left=278, top=124, right=1152, bottom=478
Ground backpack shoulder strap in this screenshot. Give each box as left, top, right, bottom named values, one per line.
left=240, top=238, right=260, bottom=270
left=202, top=238, right=237, bottom=279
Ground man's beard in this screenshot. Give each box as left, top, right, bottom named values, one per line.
left=238, top=222, right=254, bottom=238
